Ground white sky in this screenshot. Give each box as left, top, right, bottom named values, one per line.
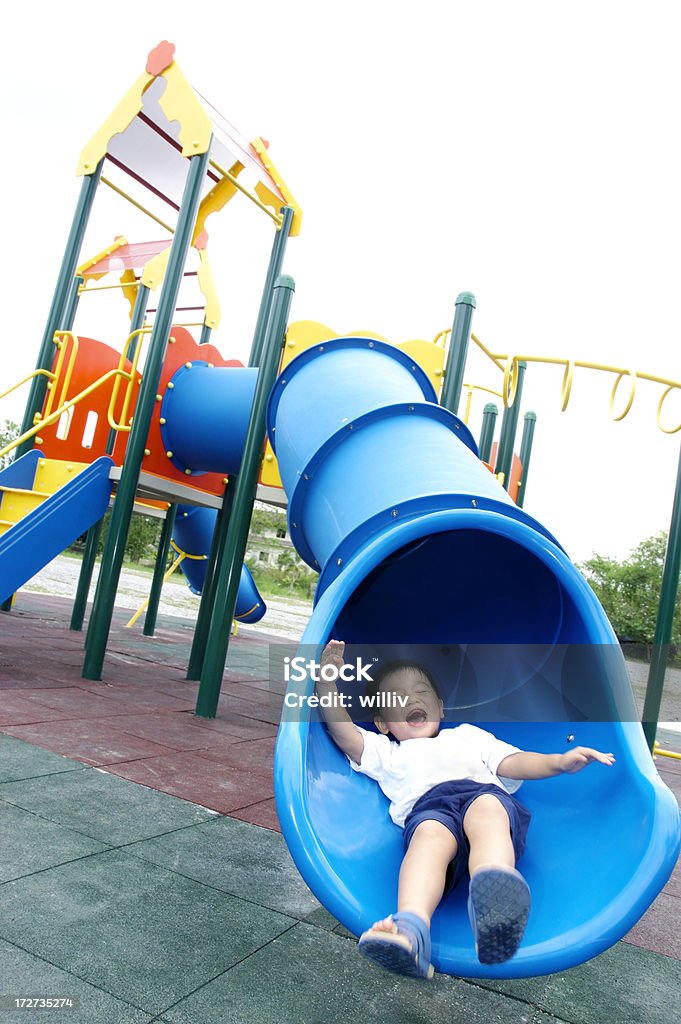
left=2, top=1, right=680, bottom=564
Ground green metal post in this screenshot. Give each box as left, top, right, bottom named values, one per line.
left=18, top=162, right=103, bottom=456
left=71, top=284, right=150, bottom=632
left=186, top=208, right=294, bottom=679
left=0, top=596, right=13, bottom=612
left=199, top=323, right=212, bottom=345
left=143, top=505, right=178, bottom=636
left=82, top=146, right=212, bottom=679
left=478, top=403, right=498, bottom=463
left=440, top=292, right=476, bottom=415
left=62, top=276, right=84, bottom=332
left=248, top=209, right=294, bottom=367
left=515, top=411, right=537, bottom=509
left=186, top=484, right=236, bottom=680
left=643, top=445, right=681, bottom=750
left=195, top=275, right=295, bottom=717
left=495, top=361, right=527, bottom=490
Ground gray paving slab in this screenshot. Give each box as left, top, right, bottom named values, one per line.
left=0, top=766, right=217, bottom=845
left=125, top=815, right=327, bottom=923
left=0, top=800, right=108, bottom=882
left=0, top=849, right=296, bottom=1017
left=0, top=937, right=152, bottom=1024
left=0, top=734, right=85, bottom=783
left=473, top=939, right=681, bottom=1024
left=162, top=921, right=566, bottom=1024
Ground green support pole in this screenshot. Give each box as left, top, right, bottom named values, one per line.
left=199, top=323, right=212, bottom=345
left=249, top=209, right=294, bottom=367
left=642, top=445, right=681, bottom=750
left=0, top=596, right=13, bottom=612
left=71, top=520, right=104, bottom=635
left=186, top=484, right=236, bottom=680
left=186, top=208, right=294, bottom=680
left=478, top=403, right=498, bottom=463
left=440, top=292, right=476, bottom=416
left=82, top=146, right=212, bottom=679
left=143, top=505, right=178, bottom=636
left=71, top=284, right=150, bottom=632
left=61, top=276, right=84, bottom=332
left=494, top=361, right=527, bottom=490
left=18, top=162, right=103, bottom=456
left=515, top=411, right=537, bottom=509
left=195, top=275, right=295, bottom=717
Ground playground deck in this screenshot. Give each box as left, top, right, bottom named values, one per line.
left=0, top=592, right=679, bottom=1024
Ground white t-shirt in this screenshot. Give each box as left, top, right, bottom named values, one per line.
left=348, top=724, right=524, bottom=827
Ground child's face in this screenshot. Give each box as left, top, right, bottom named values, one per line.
left=374, top=667, right=443, bottom=741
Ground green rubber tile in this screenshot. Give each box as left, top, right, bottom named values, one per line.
left=0, top=766, right=217, bottom=845
left=0, top=850, right=295, bottom=1017
left=0, top=734, right=86, bottom=783
left=474, top=940, right=681, bottom=1024
left=0, top=937, right=152, bottom=1024
left=126, top=815, right=326, bottom=923
left=0, top=801, right=108, bottom=882
left=163, top=922, right=566, bottom=1024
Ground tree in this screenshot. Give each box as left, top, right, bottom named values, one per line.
left=579, top=532, right=680, bottom=653
left=0, top=419, right=20, bottom=469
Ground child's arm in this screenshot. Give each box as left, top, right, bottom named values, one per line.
left=316, top=640, right=364, bottom=765
left=497, top=747, right=615, bottom=780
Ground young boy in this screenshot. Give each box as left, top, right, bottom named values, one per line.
left=318, top=639, right=615, bottom=979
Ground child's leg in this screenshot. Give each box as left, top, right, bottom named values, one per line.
left=358, top=819, right=457, bottom=978
left=462, top=793, right=530, bottom=964
left=370, top=819, right=458, bottom=937
left=462, top=793, right=515, bottom=875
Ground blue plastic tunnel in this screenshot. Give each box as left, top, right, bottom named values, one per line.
left=266, top=337, right=681, bottom=978
left=157, top=361, right=265, bottom=624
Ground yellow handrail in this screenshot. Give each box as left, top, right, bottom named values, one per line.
left=107, top=326, right=152, bottom=433
left=461, top=383, right=504, bottom=425
left=44, top=332, right=80, bottom=419
left=0, top=368, right=55, bottom=404
left=444, top=329, right=680, bottom=432
left=0, top=366, right=133, bottom=461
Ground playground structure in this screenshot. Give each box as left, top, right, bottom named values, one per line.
left=0, top=40, right=680, bottom=982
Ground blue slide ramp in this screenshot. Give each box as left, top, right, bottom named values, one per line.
left=0, top=450, right=113, bottom=605
left=172, top=505, right=266, bottom=624
left=266, top=338, right=681, bottom=979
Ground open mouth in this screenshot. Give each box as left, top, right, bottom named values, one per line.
left=406, top=707, right=427, bottom=725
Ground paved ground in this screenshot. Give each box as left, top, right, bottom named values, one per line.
left=23, top=554, right=313, bottom=640
left=0, top=590, right=680, bottom=1023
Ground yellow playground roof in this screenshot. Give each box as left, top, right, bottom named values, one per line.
left=77, top=40, right=301, bottom=236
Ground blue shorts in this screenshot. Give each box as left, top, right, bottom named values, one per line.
left=402, top=780, right=532, bottom=894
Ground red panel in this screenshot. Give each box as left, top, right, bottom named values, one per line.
left=38, top=336, right=141, bottom=464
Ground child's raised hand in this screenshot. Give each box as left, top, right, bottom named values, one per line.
left=320, top=639, right=345, bottom=671
left=559, top=747, right=615, bottom=774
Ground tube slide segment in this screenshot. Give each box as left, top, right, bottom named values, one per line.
left=173, top=505, right=265, bottom=624
left=266, top=337, right=681, bottom=978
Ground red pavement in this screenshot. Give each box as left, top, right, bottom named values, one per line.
left=1, top=591, right=679, bottom=954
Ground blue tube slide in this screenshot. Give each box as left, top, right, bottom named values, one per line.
left=172, top=505, right=266, bottom=624
left=157, top=362, right=265, bottom=624
left=266, top=337, right=681, bottom=979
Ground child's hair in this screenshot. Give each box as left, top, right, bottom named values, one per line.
left=365, top=659, right=442, bottom=716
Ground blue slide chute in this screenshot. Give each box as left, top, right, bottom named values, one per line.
left=172, top=504, right=265, bottom=624
left=266, top=337, right=681, bottom=978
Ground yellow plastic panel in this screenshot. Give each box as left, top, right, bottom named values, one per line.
left=33, top=459, right=91, bottom=495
